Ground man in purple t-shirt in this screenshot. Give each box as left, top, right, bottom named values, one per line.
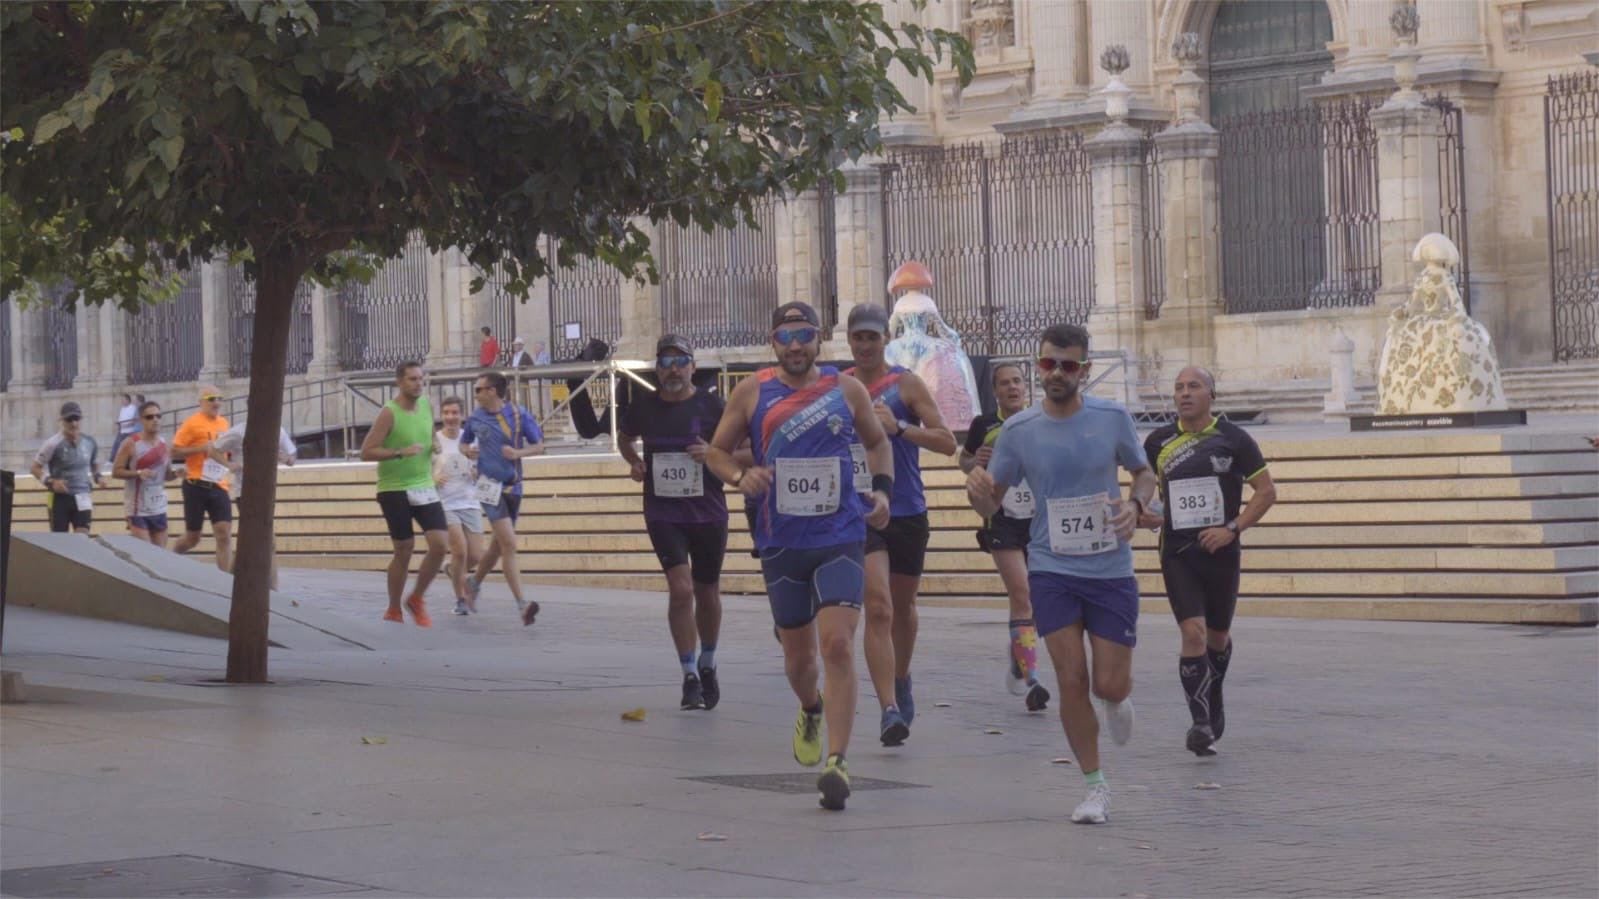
left=619, top=334, right=730, bottom=711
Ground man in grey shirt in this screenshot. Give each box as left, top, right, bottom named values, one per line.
left=31, top=401, right=106, bottom=533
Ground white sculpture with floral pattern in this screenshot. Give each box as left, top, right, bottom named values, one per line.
left=1377, top=233, right=1506, bottom=414
left=883, top=262, right=982, bottom=429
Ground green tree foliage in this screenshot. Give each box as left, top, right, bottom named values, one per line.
left=1, top=0, right=971, bottom=681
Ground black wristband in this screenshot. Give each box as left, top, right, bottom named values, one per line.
left=872, top=474, right=894, bottom=496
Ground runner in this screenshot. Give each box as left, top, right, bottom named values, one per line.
left=31, top=401, right=104, bottom=535
left=706, top=301, right=893, bottom=811
left=171, top=386, right=234, bottom=570
left=359, top=362, right=447, bottom=627
left=459, top=370, right=545, bottom=626
left=842, top=302, right=956, bottom=745
left=966, top=323, right=1156, bottom=825
left=618, top=334, right=729, bottom=710
left=112, top=400, right=177, bottom=546
left=215, top=422, right=298, bottom=590
left=959, top=362, right=1050, bottom=712
left=434, top=396, right=484, bottom=616
left=1140, top=366, right=1276, bottom=756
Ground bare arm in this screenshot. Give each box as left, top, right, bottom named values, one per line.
left=707, top=377, right=758, bottom=489
left=1236, top=469, right=1277, bottom=530
left=359, top=408, right=400, bottom=462
left=894, top=374, right=958, bottom=456
left=112, top=439, right=139, bottom=480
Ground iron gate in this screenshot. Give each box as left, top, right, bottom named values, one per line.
left=477, top=262, right=521, bottom=356
left=228, top=265, right=315, bottom=377
left=42, top=287, right=77, bottom=390
left=0, top=299, right=11, bottom=392
left=880, top=133, right=1093, bottom=357
left=658, top=197, right=779, bottom=349
left=1545, top=70, right=1599, bottom=362
left=1426, top=94, right=1471, bottom=312
left=816, top=180, right=839, bottom=334
left=1141, top=132, right=1166, bottom=320
left=545, top=236, right=624, bottom=361
left=126, top=268, right=205, bottom=384
left=338, top=232, right=432, bottom=371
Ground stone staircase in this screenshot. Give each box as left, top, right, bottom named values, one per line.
left=15, top=427, right=1598, bottom=625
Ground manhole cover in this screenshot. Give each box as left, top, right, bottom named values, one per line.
left=0, top=855, right=376, bottom=898
left=682, top=773, right=928, bottom=794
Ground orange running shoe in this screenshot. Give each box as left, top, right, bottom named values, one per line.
left=382, top=607, right=404, bottom=623
left=404, top=594, right=432, bottom=628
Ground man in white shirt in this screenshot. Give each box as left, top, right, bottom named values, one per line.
left=215, top=422, right=298, bottom=589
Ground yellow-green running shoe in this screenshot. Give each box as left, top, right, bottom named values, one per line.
left=792, top=704, right=823, bottom=767
left=818, top=754, right=851, bottom=811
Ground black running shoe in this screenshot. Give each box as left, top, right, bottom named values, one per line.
left=1186, top=722, right=1217, bottom=756
left=681, top=673, right=705, bottom=710
left=1025, top=681, right=1051, bottom=712
left=520, top=600, right=540, bottom=627
left=698, top=666, right=720, bottom=710
left=1209, top=679, right=1226, bottom=741
left=817, top=755, right=851, bottom=811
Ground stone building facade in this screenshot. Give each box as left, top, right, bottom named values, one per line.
left=3, top=0, right=1596, bottom=465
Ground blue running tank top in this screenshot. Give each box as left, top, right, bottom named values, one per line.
left=748, top=366, right=866, bottom=550
left=845, top=365, right=925, bottom=517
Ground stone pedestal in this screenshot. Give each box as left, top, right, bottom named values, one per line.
left=305, top=284, right=340, bottom=380
left=198, top=262, right=231, bottom=385
left=829, top=163, right=886, bottom=356
left=1084, top=122, right=1147, bottom=410
left=1371, top=99, right=1442, bottom=309
left=1149, top=121, right=1221, bottom=376
left=616, top=219, right=660, bottom=360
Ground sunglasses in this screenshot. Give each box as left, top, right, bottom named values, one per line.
left=63, top=415, right=82, bottom=423
left=772, top=327, right=819, bottom=346
left=202, top=395, right=223, bottom=402
left=657, top=354, right=693, bottom=370
left=1036, top=357, right=1086, bottom=375
left=142, top=413, right=161, bottom=420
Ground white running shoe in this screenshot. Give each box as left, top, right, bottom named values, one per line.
left=1006, top=655, right=1028, bottom=696
left=1105, top=698, right=1134, bottom=746
left=1071, top=783, right=1110, bottom=824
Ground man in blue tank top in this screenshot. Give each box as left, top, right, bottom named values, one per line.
left=967, top=323, right=1157, bottom=826
left=708, top=301, right=893, bottom=812
left=842, top=302, right=957, bottom=746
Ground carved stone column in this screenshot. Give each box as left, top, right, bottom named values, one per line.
left=1417, top=0, right=1486, bottom=72
left=198, top=262, right=231, bottom=384
left=1371, top=11, right=1441, bottom=307
left=1330, top=0, right=1397, bottom=83
left=1085, top=114, right=1148, bottom=410
left=882, top=0, right=935, bottom=144
left=828, top=162, right=885, bottom=357
left=1088, top=0, right=1151, bottom=94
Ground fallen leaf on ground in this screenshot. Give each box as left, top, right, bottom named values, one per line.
left=621, top=708, right=647, bottom=722
left=360, top=736, right=388, bottom=745
left=1051, top=757, right=1075, bottom=766
left=290, top=600, right=299, bottom=607
left=1135, top=843, right=1154, bottom=850
left=1194, top=782, right=1222, bottom=790
left=934, top=701, right=952, bottom=708
left=696, top=832, right=728, bottom=842
left=983, top=727, right=1004, bottom=735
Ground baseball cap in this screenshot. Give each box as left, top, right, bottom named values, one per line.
left=512, top=336, right=526, bottom=345
left=846, top=303, right=890, bottom=336
left=770, top=301, right=820, bottom=329
left=656, top=334, right=694, bottom=356
left=59, top=401, right=82, bottom=420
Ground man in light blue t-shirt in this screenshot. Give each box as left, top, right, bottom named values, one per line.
left=967, top=323, right=1156, bottom=827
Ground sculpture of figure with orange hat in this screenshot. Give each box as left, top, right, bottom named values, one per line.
left=882, top=262, right=983, bottom=430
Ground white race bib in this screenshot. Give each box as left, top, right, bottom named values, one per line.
left=406, top=486, right=440, bottom=507
left=137, top=480, right=168, bottom=516
left=1046, top=493, right=1117, bottom=556
left=474, top=476, right=504, bottom=505
left=775, top=457, right=841, bottom=517
left=1169, top=477, right=1225, bottom=530
left=201, top=459, right=230, bottom=482
left=848, top=444, right=871, bottom=496
left=73, top=492, right=93, bottom=512
left=651, top=452, right=703, bottom=498
left=1001, top=479, right=1036, bottom=519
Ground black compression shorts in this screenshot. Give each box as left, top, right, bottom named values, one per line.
left=1161, top=546, right=1241, bottom=632
left=646, top=519, right=729, bottom=585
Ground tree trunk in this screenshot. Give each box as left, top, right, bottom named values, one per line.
left=225, top=249, right=307, bottom=683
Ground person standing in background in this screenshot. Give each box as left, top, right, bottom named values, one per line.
left=479, top=326, right=501, bottom=368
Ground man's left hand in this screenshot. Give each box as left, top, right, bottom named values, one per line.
left=866, top=491, right=891, bottom=530
left=686, top=438, right=709, bottom=464
left=1198, top=526, right=1237, bottom=553
left=873, top=402, right=897, bottom=434
left=1109, top=498, right=1140, bottom=542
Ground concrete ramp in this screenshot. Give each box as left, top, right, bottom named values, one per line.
left=7, top=534, right=379, bottom=650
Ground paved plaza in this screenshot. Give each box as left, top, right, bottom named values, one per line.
left=2, top=569, right=1596, bottom=898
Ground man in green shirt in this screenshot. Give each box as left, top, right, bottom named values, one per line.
left=360, top=361, right=448, bottom=627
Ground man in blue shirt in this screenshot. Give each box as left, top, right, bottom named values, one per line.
left=460, top=371, right=545, bottom=625
left=967, top=323, right=1156, bottom=826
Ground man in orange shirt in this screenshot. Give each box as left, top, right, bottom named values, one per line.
left=170, top=385, right=234, bottom=571
left=479, top=326, right=500, bottom=368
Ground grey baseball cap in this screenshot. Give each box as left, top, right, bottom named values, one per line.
left=846, top=303, right=890, bottom=335
left=656, top=334, right=695, bottom=356
left=770, top=301, right=820, bottom=329
left=59, top=401, right=83, bottom=420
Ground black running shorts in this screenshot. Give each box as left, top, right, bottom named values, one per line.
left=864, top=512, right=931, bottom=577
left=646, top=519, right=729, bottom=585
left=976, top=514, right=1030, bottom=554
left=181, top=480, right=233, bottom=533
left=48, top=493, right=93, bottom=532
left=1161, top=546, right=1242, bottom=632
left=376, top=490, right=448, bottom=542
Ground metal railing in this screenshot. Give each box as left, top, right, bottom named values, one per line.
left=228, top=265, right=315, bottom=377
left=156, top=374, right=350, bottom=460
left=125, top=268, right=205, bottom=384
left=658, top=197, right=779, bottom=349
left=1545, top=70, right=1599, bottom=362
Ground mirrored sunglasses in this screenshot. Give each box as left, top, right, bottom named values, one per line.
left=772, top=327, right=819, bottom=346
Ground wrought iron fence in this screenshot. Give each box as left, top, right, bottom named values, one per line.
left=881, top=135, right=1093, bottom=357
left=42, top=287, right=78, bottom=390
left=1141, top=131, right=1166, bottom=320
left=1218, top=97, right=1378, bottom=313
left=0, top=299, right=11, bottom=393
left=658, top=198, right=780, bottom=349
left=228, top=265, right=315, bottom=377
left=546, top=236, right=624, bottom=361
left=126, top=268, right=205, bottom=384
left=1425, top=94, right=1472, bottom=313
left=1545, top=71, right=1599, bottom=362
left=816, top=179, right=839, bottom=333
left=338, top=232, right=432, bottom=372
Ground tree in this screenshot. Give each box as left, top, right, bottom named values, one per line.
left=1, top=0, right=972, bottom=682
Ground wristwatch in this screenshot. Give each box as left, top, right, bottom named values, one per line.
left=895, top=419, right=911, bottom=436
left=1225, top=520, right=1240, bottom=534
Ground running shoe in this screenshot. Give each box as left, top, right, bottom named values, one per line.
left=879, top=706, right=909, bottom=747
left=1104, top=698, right=1134, bottom=746
left=404, top=594, right=432, bottom=628
left=382, top=607, right=404, bottom=623
left=680, top=673, right=705, bottom=710
left=1025, top=681, right=1051, bottom=712
left=1186, top=722, right=1217, bottom=757
left=514, top=597, right=527, bottom=613
left=1006, top=655, right=1028, bottom=696
left=520, top=599, right=540, bottom=627
left=698, top=665, right=720, bottom=710
left=817, top=755, right=851, bottom=811
left=1209, top=677, right=1226, bottom=741
left=1070, top=783, right=1110, bottom=824
left=792, top=704, right=823, bottom=767
left=464, top=576, right=481, bottom=610
left=453, top=600, right=469, bottom=616
left=895, top=675, right=915, bottom=725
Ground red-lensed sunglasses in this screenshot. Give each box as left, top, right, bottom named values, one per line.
left=1036, top=357, right=1086, bottom=374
